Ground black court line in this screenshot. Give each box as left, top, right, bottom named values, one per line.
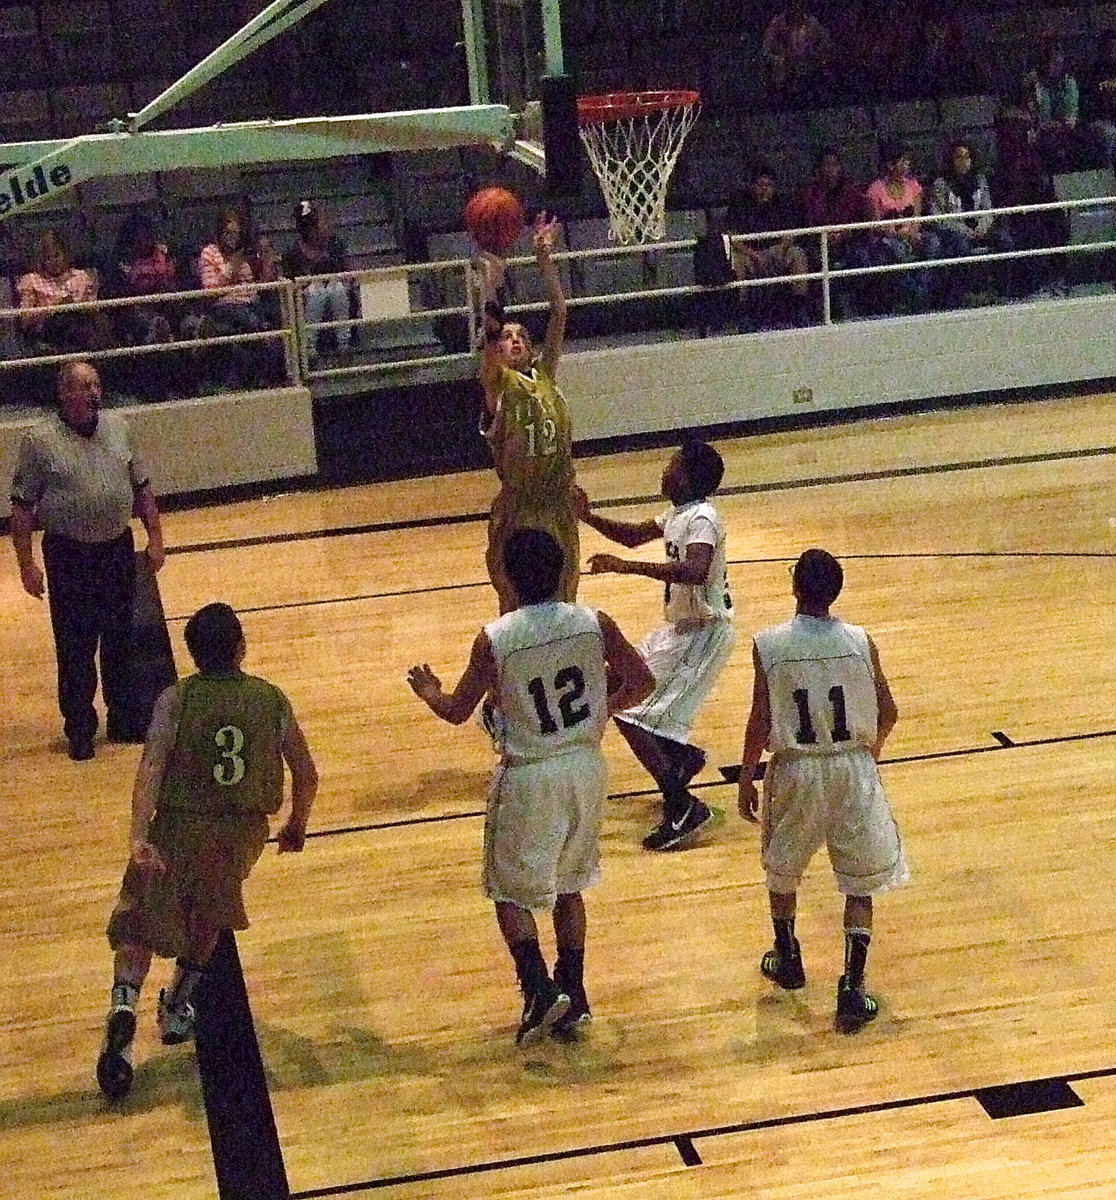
left=196, top=930, right=291, bottom=1200
left=165, top=580, right=491, bottom=623
left=164, top=548, right=1116, bottom=623
left=271, top=726, right=1116, bottom=844
left=162, top=443, right=1116, bottom=558
left=974, top=1077, right=1084, bottom=1119
left=675, top=1136, right=703, bottom=1166
left=992, top=730, right=1015, bottom=747
left=289, top=1064, right=1116, bottom=1197
left=169, top=510, right=486, bottom=556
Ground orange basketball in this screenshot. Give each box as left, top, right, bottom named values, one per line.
left=464, top=186, right=526, bottom=254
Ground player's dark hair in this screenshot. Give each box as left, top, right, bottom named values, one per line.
left=504, top=528, right=563, bottom=604
left=679, top=441, right=724, bottom=499
left=793, top=549, right=844, bottom=607
left=184, top=602, right=244, bottom=673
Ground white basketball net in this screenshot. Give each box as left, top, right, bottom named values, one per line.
left=578, top=94, right=699, bottom=245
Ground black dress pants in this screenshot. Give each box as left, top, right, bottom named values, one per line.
left=42, top=528, right=136, bottom=743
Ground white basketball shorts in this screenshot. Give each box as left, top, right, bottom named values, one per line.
left=483, top=746, right=607, bottom=910
left=615, top=617, right=736, bottom=744
left=762, top=749, right=909, bottom=896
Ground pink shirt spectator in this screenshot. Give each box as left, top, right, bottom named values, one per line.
left=18, top=266, right=97, bottom=309
left=17, top=266, right=98, bottom=332
left=866, top=176, right=923, bottom=240
left=197, top=243, right=257, bottom=304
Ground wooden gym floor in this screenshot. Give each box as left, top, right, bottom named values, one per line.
left=0, top=391, right=1113, bottom=1199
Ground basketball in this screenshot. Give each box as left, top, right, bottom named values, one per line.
left=464, top=186, right=525, bottom=254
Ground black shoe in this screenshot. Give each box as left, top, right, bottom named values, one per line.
left=68, top=736, right=95, bottom=761
left=641, top=797, right=715, bottom=851
left=157, top=989, right=196, bottom=1045
left=550, top=981, right=591, bottom=1042
left=106, top=728, right=145, bottom=745
left=760, top=940, right=806, bottom=990
left=835, top=974, right=879, bottom=1034
left=96, top=1007, right=136, bottom=1100
left=516, top=982, right=570, bottom=1046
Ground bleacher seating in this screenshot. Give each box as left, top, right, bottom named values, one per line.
left=0, top=7, right=47, bottom=92
left=0, top=0, right=1114, bottom=386
left=1054, top=167, right=1116, bottom=290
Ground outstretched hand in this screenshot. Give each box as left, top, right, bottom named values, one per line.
left=407, top=663, right=443, bottom=705
left=532, top=211, right=560, bottom=255
left=587, top=552, right=626, bottom=575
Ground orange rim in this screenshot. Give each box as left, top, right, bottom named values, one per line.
left=577, top=89, right=700, bottom=125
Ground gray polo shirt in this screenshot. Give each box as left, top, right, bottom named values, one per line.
left=10, top=412, right=150, bottom=543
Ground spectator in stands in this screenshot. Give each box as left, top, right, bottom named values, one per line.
left=860, top=141, right=943, bottom=312
left=801, top=148, right=866, bottom=261
left=105, top=213, right=188, bottom=401
left=801, top=147, right=866, bottom=318
left=1080, top=30, right=1116, bottom=169
left=929, top=140, right=1013, bottom=304
left=760, top=2, right=833, bottom=109
left=283, top=200, right=357, bottom=359
left=1025, top=42, right=1084, bottom=173
left=691, top=208, right=737, bottom=336
left=108, top=213, right=180, bottom=348
left=197, top=207, right=281, bottom=388
left=17, top=230, right=111, bottom=354
left=726, top=163, right=811, bottom=327
left=993, top=99, right=1067, bottom=296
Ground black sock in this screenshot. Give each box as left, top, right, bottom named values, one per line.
left=773, top=917, right=796, bottom=958
left=554, top=945, right=584, bottom=995
left=654, top=734, right=701, bottom=788
left=844, top=928, right=871, bottom=989
left=661, top=786, right=692, bottom=821
left=509, top=938, right=548, bottom=995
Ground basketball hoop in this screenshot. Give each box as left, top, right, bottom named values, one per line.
left=577, top=90, right=699, bottom=245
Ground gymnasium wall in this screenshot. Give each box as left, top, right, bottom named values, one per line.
left=0, top=385, right=317, bottom=518
left=1, top=292, right=1113, bottom=515
left=560, top=294, right=1116, bottom=442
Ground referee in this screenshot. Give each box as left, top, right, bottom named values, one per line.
left=9, top=360, right=165, bottom=760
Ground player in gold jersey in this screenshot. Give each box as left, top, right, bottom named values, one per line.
left=478, top=213, right=579, bottom=613
left=95, top=603, right=318, bottom=1100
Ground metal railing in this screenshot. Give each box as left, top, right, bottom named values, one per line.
left=0, top=190, right=1112, bottom=401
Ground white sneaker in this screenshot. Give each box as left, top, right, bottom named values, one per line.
left=157, top=989, right=196, bottom=1045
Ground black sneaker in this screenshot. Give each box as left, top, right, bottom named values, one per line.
left=641, top=797, right=715, bottom=851
left=68, top=736, right=95, bottom=761
left=96, top=1007, right=137, bottom=1100
left=157, top=989, right=196, bottom=1045
left=835, top=974, right=879, bottom=1034
left=760, top=940, right=806, bottom=989
left=550, top=983, right=591, bottom=1042
left=106, top=723, right=146, bottom=745
left=516, top=982, right=570, bottom=1046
